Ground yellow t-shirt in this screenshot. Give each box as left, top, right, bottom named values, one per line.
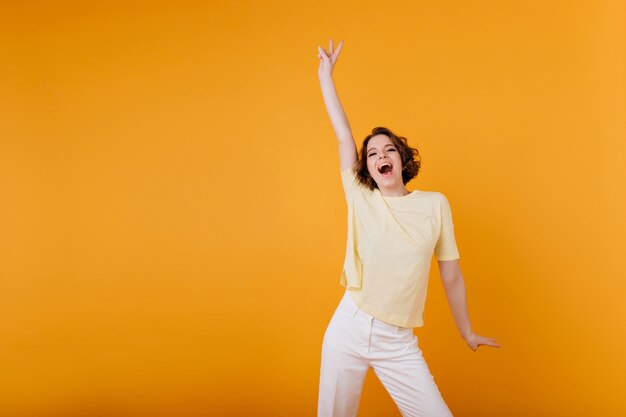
left=340, top=164, right=460, bottom=328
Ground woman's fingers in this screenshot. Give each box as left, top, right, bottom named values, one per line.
left=486, top=338, right=502, bottom=347
left=478, top=336, right=501, bottom=348
left=319, top=40, right=344, bottom=53
left=319, top=40, right=343, bottom=66
left=334, top=40, right=343, bottom=58
left=318, top=46, right=329, bottom=61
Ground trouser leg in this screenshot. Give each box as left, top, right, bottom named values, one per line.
left=318, top=344, right=369, bottom=417
left=370, top=322, right=454, bottom=417
left=317, top=291, right=370, bottom=417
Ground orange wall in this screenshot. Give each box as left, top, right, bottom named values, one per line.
left=1, top=1, right=624, bottom=416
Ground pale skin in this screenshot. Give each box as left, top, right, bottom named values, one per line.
left=318, top=39, right=501, bottom=351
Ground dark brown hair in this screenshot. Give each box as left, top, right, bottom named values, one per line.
left=355, top=127, right=421, bottom=190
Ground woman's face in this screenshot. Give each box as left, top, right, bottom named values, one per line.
left=366, top=134, right=403, bottom=188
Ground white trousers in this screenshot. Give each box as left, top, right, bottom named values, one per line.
left=317, top=290, right=454, bottom=417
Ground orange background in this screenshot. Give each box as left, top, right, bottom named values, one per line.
left=1, top=1, right=625, bottom=416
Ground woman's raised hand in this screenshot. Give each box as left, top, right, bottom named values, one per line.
left=317, top=39, right=343, bottom=78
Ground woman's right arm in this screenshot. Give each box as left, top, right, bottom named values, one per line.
left=317, top=40, right=358, bottom=171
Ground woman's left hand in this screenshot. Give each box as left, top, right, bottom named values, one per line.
left=464, top=332, right=501, bottom=351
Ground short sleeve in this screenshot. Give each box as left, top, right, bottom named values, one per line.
left=340, top=164, right=359, bottom=199
left=435, top=193, right=460, bottom=261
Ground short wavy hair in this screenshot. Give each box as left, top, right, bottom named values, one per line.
left=355, top=127, right=421, bottom=190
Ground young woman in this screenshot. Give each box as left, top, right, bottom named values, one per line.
left=316, top=39, right=501, bottom=417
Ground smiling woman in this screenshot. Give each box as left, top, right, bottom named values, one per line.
left=357, top=126, right=421, bottom=195
left=316, top=39, right=501, bottom=417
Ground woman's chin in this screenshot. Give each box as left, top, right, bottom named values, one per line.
left=376, top=175, right=399, bottom=187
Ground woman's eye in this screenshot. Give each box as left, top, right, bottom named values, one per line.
left=368, top=148, right=395, bottom=157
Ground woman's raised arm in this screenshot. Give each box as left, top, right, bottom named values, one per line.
left=317, top=39, right=358, bottom=171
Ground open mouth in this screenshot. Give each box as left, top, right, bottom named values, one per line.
left=378, top=162, right=393, bottom=177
